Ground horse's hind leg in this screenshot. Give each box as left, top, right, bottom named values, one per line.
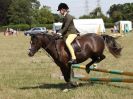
left=95, top=54, right=106, bottom=63
left=85, top=60, right=96, bottom=73
left=85, top=54, right=105, bottom=73
left=92, top=54, right=106, bottom=68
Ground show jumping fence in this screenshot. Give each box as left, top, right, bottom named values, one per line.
left=71, top=64, right=133, bottom=83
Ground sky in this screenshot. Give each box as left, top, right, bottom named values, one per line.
left=39, top=0, right=133, bottom=18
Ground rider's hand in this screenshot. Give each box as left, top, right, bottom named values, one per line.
left=57, top=32, right=62, bottom=36
left=55, top=33, right=62, bottom=39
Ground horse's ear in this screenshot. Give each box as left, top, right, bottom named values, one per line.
left=30, top=34, right=36, bottom=38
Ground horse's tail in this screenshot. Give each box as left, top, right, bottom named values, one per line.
left=101, top=34, right=122, bottom=58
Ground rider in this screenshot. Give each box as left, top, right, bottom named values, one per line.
left=57, top=3, right=78, bottom=64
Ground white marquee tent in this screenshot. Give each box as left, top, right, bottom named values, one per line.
left=115, top=21, right=132, bottom=32
left=53, top=22, right=62, bottom=33
left=73, top=18, right=105, bottom=35
left=53, top=19, right=106, bottom=35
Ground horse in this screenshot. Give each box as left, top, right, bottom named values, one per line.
left=28, top=33, right=122, bottom=87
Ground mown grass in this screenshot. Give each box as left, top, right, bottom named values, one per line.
left=0, top=30, right=133, bottom=99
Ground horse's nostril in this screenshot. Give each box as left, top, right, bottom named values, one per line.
left=28, top=52, right=34, bottom=57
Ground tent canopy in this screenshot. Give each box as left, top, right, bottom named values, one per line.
left=53, top=22, right=62, bottom=33
left=53, top=19, right=106, bottom=34
left=115, top=21, right=132, bottom=32
left=73, top=18, right=105, bottom=35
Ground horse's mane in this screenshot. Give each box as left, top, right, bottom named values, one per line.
left=43, top=33, right=55, bottom=40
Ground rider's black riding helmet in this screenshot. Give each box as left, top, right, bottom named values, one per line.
left=57, top=3, right=69, bottom=11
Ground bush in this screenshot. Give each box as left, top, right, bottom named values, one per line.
left=0, top=24, right=30, bottom=31
left=31, top=24, right=53, bottom=29
left=105, top=23, right=114, bottom=28
left=0, top=24, right=53, bottom=32
left=16, top=24, right=30, bottom=30
left=45, top=24, right=53, bottom=29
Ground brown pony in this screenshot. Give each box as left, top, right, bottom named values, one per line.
left=28, top=33, right=122, bottom=87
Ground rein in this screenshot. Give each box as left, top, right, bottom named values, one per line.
left=44, top=40, right=54, bottom=50
left=43, top=34, right=60, bottom=59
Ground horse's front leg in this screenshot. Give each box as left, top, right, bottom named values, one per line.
left=60, top=64, right=79, bottom=88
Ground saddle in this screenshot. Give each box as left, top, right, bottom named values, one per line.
left=72, top=36, right=81, bottom=52
left=54, top=34, right=81, bottom=52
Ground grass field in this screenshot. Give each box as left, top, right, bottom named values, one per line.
left=0, top=30, right=133, bottom=99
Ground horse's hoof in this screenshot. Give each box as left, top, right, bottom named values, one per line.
left=67, top=81, right=79, bottom=88
left=72, top=81, right=80, bottom=87
left=93, top=64, right=98, bottom=68
left=85, top=66, right=90, bottom=73
left=62, top=88, right=71, bottom=92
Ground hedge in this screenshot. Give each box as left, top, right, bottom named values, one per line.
left=105, top=23, right=114, bottom=28
left=0, top=23, right=114, bottom=32
left=0, top=24, right=53, bottom=32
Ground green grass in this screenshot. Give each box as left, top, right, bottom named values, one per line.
left=0, top=30, right=133, bottom=99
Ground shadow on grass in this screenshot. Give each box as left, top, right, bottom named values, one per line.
left=19, top=82, right=88, bottom=90
left=19, top=82, right=132, bottom=90
left=20, top=83, right=66, bottom=90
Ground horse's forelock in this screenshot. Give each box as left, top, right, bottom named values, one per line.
left=30, top=33, right=55, bottom=44
left=30, top=33, right=43, bottom=39
left=43, top=33, right=55, bottom=40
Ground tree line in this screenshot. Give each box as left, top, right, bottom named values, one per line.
left=79, top=3, right=133, bottom=27
left=0, top=0, right=132, bottom=29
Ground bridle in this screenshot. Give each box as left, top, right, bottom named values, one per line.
left=43, top=35, right=59, bottom=58
left=29, top=41, right=38, bottom=53
left=29, top=34, right=54, bottom=52
left=43, top=40, right=54, bottom=50
left=29, top=34, right=60, bottom=59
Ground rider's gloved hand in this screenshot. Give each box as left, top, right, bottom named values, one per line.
left=54, top=33, right=62, bottom=40
left=57, top=32, right=62, bottom=36
left=57, top=33, right=62, bottom=38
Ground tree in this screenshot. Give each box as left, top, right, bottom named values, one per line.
left=7, top=0, right=40, bottom=25
left=36, top=6, right=54, bottom=24
left=79, top=7, right=107, bottom=22
left=79, top=15, right=91, bottom=19
left=89, top=7, right=103, bottom=18
left=0, top=0, right=12, bottom=25
left=53, top=14, right=62, bottom=22
left=107, top=3, right=133, bottom=22
left=122, top=3, right=133, bottom=21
